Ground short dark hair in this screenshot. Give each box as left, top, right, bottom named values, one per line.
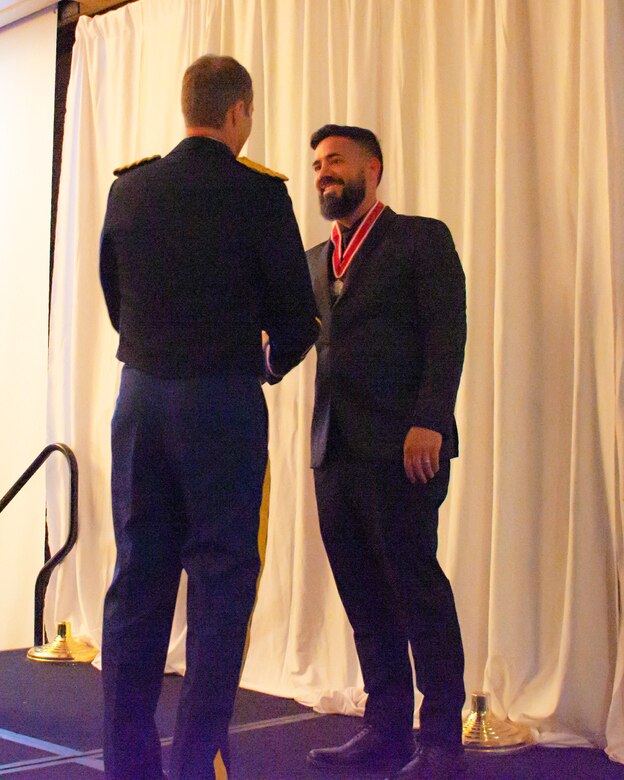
left=310, top=124, right=383, bottom=182
left=181, top=55, right=253, bottom=129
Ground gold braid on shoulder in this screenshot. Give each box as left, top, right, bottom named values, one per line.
left=113, top=155, right=161, bottom=177
left=237, top=156, right=288, bottom=181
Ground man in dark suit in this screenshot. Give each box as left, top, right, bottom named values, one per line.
left=99, top=55, right=318, bottom=780
left=305, top=125, right=467, bottom=780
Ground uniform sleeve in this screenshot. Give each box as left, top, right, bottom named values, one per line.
left=410, top=220, right=466, bottom=434
left=256, top=181, right=320, bottom=382
left=99, top=183, right=120, bottom=332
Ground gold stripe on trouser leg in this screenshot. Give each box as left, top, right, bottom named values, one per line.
left=214, top=751, right=228, bottom=780
left=213, top=459, right=271, bottom=780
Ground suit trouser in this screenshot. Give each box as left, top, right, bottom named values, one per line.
left=102, top=367, right=267, bottom=780
left=314, top=457, right=465, bottom=747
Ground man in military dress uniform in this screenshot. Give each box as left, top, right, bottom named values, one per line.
left=305, top=126, right=467, bottom=780
left=99, top=55, right=318, bottom=780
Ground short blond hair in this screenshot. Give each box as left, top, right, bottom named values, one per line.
left=181, top=55, right=253, bottom=129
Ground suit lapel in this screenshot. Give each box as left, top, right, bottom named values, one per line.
left=336, top=207, right=396, bottom=301
left=310, top=206, right=396, bottom=322
left=308, top=241, right=333, bottom=323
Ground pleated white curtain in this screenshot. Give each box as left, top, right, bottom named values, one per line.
left=47, top=0, right=624, bottom=761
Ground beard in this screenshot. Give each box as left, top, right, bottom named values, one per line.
left=318, top=173, right=367, bottom=220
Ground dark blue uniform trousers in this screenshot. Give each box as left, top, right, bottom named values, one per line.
left=314, top=458, right=465, bottom=747
left=102, top=367, right=268, bottom=779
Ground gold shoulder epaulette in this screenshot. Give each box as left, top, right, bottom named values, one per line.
left=237, top=156, right=288, bottom=181
left=113, top=154, right=161, bottom=177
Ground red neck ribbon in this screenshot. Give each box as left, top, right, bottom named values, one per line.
left=330, top=201, right=385, bottom=279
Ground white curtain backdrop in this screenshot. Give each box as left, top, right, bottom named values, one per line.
left=47, top=0, right=624, bottom=762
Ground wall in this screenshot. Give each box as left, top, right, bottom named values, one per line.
left=0, top=7, right=57, bottom=650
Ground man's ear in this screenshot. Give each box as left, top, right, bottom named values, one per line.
left=231, top=99, right=246, bottom=125
left=369, top=156, right=382, bottom=184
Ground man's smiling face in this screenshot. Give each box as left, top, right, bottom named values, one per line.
left=312, top=136, right=370, bottom=221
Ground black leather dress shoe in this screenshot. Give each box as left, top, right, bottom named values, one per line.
left=307, top=725, right=414, bottom=774
left=385, top=744, right=467, bottom=779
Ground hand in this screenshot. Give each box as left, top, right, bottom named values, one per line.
left=403, top=427, right=442, bottom=484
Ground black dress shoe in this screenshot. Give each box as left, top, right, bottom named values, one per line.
left=385, top=744, right=467, bottom=779
left=307, top=725, right=414, bottom=773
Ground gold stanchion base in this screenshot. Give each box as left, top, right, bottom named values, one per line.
left=462, top=691, right=533, bottom=754
left=27, top=622, right=97, bottom=663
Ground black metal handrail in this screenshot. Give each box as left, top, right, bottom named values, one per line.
left=0, top=443, right=78, bottom=646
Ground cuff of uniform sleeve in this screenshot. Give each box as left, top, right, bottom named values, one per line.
left=263, top=341, right=284, bottom=380
left=409, top=416, right=447, bottom=436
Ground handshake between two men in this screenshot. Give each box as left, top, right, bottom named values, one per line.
left=99, top=53, right=467, bottom=780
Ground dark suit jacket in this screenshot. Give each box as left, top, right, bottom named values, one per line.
left=307, top=207, right=466, bottom=468
left=100, top=136, right=318, bottom=380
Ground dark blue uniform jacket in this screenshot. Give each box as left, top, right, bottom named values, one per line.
left=100, top=136, right=319, bottom=380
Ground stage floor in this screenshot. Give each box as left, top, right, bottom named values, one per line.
left=0, top=648, right=622, bottom=778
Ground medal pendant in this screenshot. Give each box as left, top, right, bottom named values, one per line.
left=332, top=278, right=344, bottom=297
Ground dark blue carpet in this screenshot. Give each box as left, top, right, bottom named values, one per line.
left=0, top=649, right=622, bottom=778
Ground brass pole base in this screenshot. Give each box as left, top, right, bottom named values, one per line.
left=462, top=691, right=533, bottom=753
left=27, top=622, right=97, bottom=663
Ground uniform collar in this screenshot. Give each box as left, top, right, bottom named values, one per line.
left=181, top=135, right=235, bottom=157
